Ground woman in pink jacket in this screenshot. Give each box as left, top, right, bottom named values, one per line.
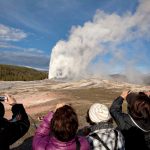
left=32, top=104, right=89, bottom=150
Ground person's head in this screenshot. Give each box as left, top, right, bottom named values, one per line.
left=0, top=102, right=4, bottom=118
left=86, top=103, right=111, bottom=125
left=126, top=92, right=150, bottom=121
left=51, top=105, right=78, bottom=142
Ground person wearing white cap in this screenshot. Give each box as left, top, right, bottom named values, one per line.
left=80, top=103, right=125, bottom=150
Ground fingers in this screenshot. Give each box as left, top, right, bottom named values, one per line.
left=120, top=90, right=131, bottom=100
left=38, top=116, right=44, bottom=121
left=4, top=94, right=17, bottom=106
left=55, top=103, right=66, bottom=111
left=4, top=94, right=9, bottom=103
left=144, top=91, right=150, bottom=97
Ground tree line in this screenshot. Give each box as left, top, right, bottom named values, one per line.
left=0, top=64, right=48, bottom=81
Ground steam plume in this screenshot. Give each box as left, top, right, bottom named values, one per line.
left=49, top=0, right=150, bottom=82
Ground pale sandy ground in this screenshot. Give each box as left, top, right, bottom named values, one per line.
left=0, top=79, right=149, bottom=149
left=0, top=78, right=149, bottom=118
left=4, top=91, right=65, bottom=118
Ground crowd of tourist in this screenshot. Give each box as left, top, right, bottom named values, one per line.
left=0, top=90, right=149, bottom=150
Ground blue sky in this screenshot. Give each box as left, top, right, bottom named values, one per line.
left=0, top=0, right=149, bottom=74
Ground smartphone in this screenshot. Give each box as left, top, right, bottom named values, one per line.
left=0, top=96, right=6, bottom=101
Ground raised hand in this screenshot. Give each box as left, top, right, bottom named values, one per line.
left=120, top=90, right=131, bottom=100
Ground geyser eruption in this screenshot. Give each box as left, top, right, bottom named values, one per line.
left=49, top=0, right=150, bottom=81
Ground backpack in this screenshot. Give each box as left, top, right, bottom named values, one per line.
left=90, top=130, right=118, bottom=150
left=75, top=137, right=80, bottom=150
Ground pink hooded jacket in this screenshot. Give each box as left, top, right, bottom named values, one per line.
left=32, top=112, right=89, bottom=150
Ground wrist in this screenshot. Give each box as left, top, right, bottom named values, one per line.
left=120, top=95, right=125, bottom=100
left=10, top=102, right=17, bottom=106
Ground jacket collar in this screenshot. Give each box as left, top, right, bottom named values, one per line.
left=90, top=122, right=113, bottom=132
left=50, top=136, right=76, bottom=147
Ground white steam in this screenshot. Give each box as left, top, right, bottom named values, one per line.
left=49, top=0, right=150, bottom=82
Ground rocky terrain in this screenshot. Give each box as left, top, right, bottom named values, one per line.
left=0, top=78, right=149, bottom=149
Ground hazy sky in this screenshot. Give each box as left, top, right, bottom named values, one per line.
left=0, top=0, right=149, bottom=74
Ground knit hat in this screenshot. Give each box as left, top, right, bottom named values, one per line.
left=89, top=103, right=111, bottom=123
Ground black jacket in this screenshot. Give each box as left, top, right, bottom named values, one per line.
left=110, top=96, right=150, bottom=150
left=0, top=104, right=30, bottom=150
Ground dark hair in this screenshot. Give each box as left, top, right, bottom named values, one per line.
left=0, top=102, right=4, bottom=118
left=51, top=105, right=78, bottom=142
left=86, top=109, right=95, bottom=125
left=127, top=92, right=150, bottom=121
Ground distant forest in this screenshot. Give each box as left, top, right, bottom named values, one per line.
left=0, top=64, right=48, bottom=81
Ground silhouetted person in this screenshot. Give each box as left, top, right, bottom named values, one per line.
left=32, top=103, right=89, bottom=150
left=0, top=94, right=30, bottom=150
left=110, top=91, right=150, bottom=150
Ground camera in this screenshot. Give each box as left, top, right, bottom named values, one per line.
left=0, top=96, right=6, bottom=101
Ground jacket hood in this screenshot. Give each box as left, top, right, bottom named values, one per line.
left=129, top=114, right=150, bottom=132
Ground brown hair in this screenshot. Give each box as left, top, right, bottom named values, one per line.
left=51, top=105, right=78, bottom=142
left=127, top=92, right=150, bottom=120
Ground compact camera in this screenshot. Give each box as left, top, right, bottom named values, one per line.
left=0, top=96, right=6, bottom=101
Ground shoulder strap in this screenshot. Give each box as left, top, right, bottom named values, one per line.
left=90, top=133, right=110, bottom=150
left=114, top=130, right=118, bottom=150
left=75, top=137, right=80, bottom=150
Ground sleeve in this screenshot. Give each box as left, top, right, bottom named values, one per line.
left=77, top=126, right=91, bottom=136
left=32, top=111, right=54, bottom=150
left=7, top=104, right=30, bottom=145
left=110, top=96, right=129, bottom=130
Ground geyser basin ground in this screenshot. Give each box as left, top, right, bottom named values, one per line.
left=0, top=79, right=149, bottom=149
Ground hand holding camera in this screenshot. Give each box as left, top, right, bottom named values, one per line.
left=120, top=90, right=131, bottom=100
left=5, top=94, right=17, bottom=106
left=0, top=96, right=7, bottom=101
left=144, top=91, right=150, bottom=97
left=55, top=103, right=66, bottom=112
left=0, top=94, right=16, bottom=106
